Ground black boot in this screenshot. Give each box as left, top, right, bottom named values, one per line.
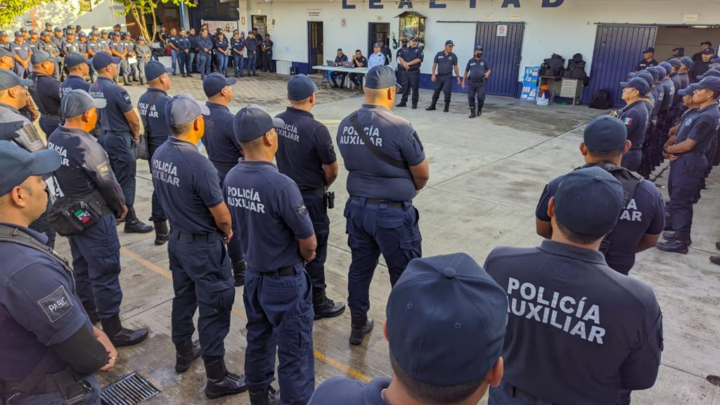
left=101, top=314, right=149, bottom=347
left=411, top=103, right=417, bottom=109
left=82, top=300, right=100, bottom=325
left=657, top=231, right=691, bottom=254
left=396, top=102, right=407, bottom=107
left=349, top=314, right=374, bottom=346
left=313, top=289, right=346, bottom=320
left=249, top=386, right=281, bottom=405
left=425, top=102, right=437, bottom=111
left=204, top=357, right=248, bottom=399
left=469, top=107, right=476, bottom=119
left=233, top=260, right=246, bottom=287
left=124, top=206, right=154, bottom=234
left=443, top=102, right=449, bottom=112
left=175, top=339, right=202, bottom=373
left=477, top=106, right=483, bottom=117
left=154, top=221, right=169, bottom=245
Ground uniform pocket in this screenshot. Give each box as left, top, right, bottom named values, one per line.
left=204, top=279, right=236, bottom=312
left=400, top=234, right=422, bottom=261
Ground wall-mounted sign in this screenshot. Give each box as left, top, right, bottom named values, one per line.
left=307, top=9, right=322, bottom=20
left=343, top=0, right=563, bottom=9
left=496, top=24, right=507, bottom=37
left=341, top=18, right=347, bottom=27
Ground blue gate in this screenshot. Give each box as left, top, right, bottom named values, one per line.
left=475, top=22, right=525, bottom=97
left=583, top=24, right=658, bottom=107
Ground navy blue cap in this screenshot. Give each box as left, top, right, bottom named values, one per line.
left=92, top=26, right=99, bottom=30
left=680, top=57, right=693, bottom=68
left=45, top=22, right=53, bottom=26
left=699, top=68, right=720, bottom=80
left=65, top=52, right=91, bottom=69
left=651, top=65, right=667, bottom=80
left=668, top=59, right=682, bottom=69
left=0, top=47, right=13, bottom=58
left=137, top=36, right=145, bottom=41
left=401, top=38, right=408, bottom=44
left=78, top=32, right=87, bottom=38
left=387, top=253, right=507, bottom=386
left=75, top=25, right=81, bottom=29
left=65, top=30, right=75, bottom=36
left=31, top=49, right=58, bottom=65
left=583, top=115, right=628, bottom=153
left=61, top=89, right=106, bottom=118
left=92, top=52, right=121, bottom=70
left=659, top=61, right=673, bottom=73
left=475, top=45, right=484, bottom=51
left=633, top=71, right=654, bottom=89
left=145, top=60, right=174, bottom=82
left=202, top=72, right=235, bottom=97
left=364, top=65, right=399, bottom=90
left=100, top=30, right=108, bottom=35
left=555, top=167, right=624, bottom=239
left=642, top=47, right=655, bottom=54
left=112, top=32, right=121, bottom=37
left=672, top=47, right=685, bottom=57
left=90, top=31, right=98, bottom=37
left=373, top=42, right=381, bottom=48
left=19, top=28, right=27, bottom=33
left=702, top=48, right=715, bottom=55
left=711, top=57, right=720, bottom=64
left=287, top=74, right=317, bottom=101
left=678, top=83, right=699, bottom=97
left=0, top=141, right=61, bottom=196
left=701, top=41, right=712, bottom=46
left=41, top=30, right=51, bottom=37
left=697, top=76, right=720, bottom=92
left=233, top=104, right=284, bottom=143
left=0, top=69, right=33, bottom=90
left=54, top=27, right=62, bottom=32
left=621, top=77, right=650, bottom=95
left=165, top=93, right=210, bottom=127
left=29, top=30, right=37, bottom=36
left=14, top=31, right=22, bottom=38
left=445, top=40, right=454, bottom=46
left=410, top=36, right=419, bottom=42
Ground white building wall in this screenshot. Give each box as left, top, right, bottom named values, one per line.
left=14, top=0, right=125, bottom=33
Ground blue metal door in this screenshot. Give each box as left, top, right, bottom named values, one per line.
left=583, top=24, right=658, bottom=107
left=475, top=23, right=525, bottom=97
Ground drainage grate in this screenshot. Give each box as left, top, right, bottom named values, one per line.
left=708, top=375, right=720, bottom=387
left=101, top=373, right=161, bottom=405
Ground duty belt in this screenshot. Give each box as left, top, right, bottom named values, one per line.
left=503, top=383, right=556, bottom=405
left=301, top=187, right=324, bottom=196
left=261, top=266, right=297, bottom=277
left=41, top=114, right=62, bottom=121
left=350, top=195, right=405, bottom=209
left=172, top=230, right=221, bottom=243
left=469, top=78, right=485, bottom=84
left=0, top=368, right=91, bottom=402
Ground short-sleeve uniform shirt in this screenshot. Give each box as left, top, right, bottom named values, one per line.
left=674, top=103, right=720, bottom=153
left=433, top=51, right=457, bottom=75
left=10, top=41, right=31, bottom=60
left=465, top=57, right=491, bottom=80
left=137, top=88, right=172, bottom=147
left=399, top=47, right=424, bottom=70
left=201, top=102, right=242, bottom=174
left=89, top=77, right=133, bottom=132
left=60, top=75, right=91, bottom=100
left=619, top=100, right=649, bottom=150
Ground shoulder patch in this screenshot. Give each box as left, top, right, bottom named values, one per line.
left=97, top=163, right=111, bottom=175
left=623, top=117, right=633, bottom=126
left=296, top=203, right=308, bottom=217
left=37, top=285, right=74, bottom=323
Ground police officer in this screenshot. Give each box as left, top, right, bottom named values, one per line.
left=397, top=37, right=424, bottom=109
left=244, top=32, right=259, bottom=77
left=176, top=29, right=192, bottom=77
left=462, top=45, right=492, bottom=118
left=0, top=46, right=14, bottom=70
left=379, top=38, right=392, bottom=66
left=225, top=105, right=315, bottom=405
left=616, top=77, right=650, bottom=171
left=60, top=53, right=92, bottom=101
left=28, top=49, right=62, bottom=137
left=349, top=49, right=367, bottom=88
left=0, top=30, right=10, bottom=51
left=135, top=36, right=152, bottom=85
left=367, top=42, right=385, bottom=70
left=62, top=30, right=81, bottom=78
left=89, top=52, right=153, bottom=233
left=634, top=47, right=658, bottom=72
left=0, top=141, right=118, bottom=405
left=309, top=253, right=507, bottom=405
left=11, top=31, right=32, bottom=78
left=231, top=32, right=245, bottom=78
left=668, top=59, right=684, bottom=106
left=679, top=56, right=693, bottom=89
left=167, top=28, right=180, bottom=75
left=427, top=40, right=460, bottom=113
left=200, top=73, right=247, bottom=286
left=122, top=32, right=137, bottom=81
left=48, top=89, right=149, bottom=345
left=395, top=38, right=407, bottom=85
left=198, top=28, right=213, bottom=80
left=28, top=30, right=40, bottom=53
left=337, top=65, right=429, bottom=345
left=78, top=32, right=89, bottom=58
left=110, top=32, right=129, bottom=85
left=261, top=34, right=273, bottom=72
left=152, top=93, right=247, bottom=398
left=99, top=30, right=112, bottom=55
left=330, top=48, right=348, bottom=88
left=658, top=77, right=720, bottom=253
left=488, top=166, right=663, bottom=405
left=87, top=31, right=102, bottom=82
left=51, top=27, right=65, bottom=68
left=275, top=74, right=346, bottom=320
left=138, top=61, right=174, bottom=245
left=39, top=30, right=61, bottom=80
left=536, top=116, right=665, bottom=275
left=689, top=48, right=714, bottom=83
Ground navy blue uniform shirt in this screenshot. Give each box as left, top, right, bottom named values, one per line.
left=201, top=101, right=242, bottom=174
left=89, top=77, right=134, bottom=132
left=275, top=107, right=337, bottom=190
left=109, top=40, right=126, bottom=57
left=352, top=55, right=367, bottom=68
left=168, top=35, right=179, bottom=50
left=137, top=88, right=172, bottom=148
left=634, top=58, right=658, bottom=72
left=244, top=38, right=258, bottom=55
left=152, top=137, right=225, bottom=234
left=32, top=74, right=62, bottom=115
left=224, top=160, right=314, bottom=272
left=433, top=51, right=458, bottom=75
left=215, top=38, right=228, bottom=52
left=465, top=57, right=491, bottom=80
left=334, top=54, right=348, bottom=66
left=308, top=377, right=391, bottom=405
left=619, top=100, right=649, bottom=150
left=48, top=126, right=126, bottom=217
left=536, top=165, right=664, bottom=274
left=675, top=103, right=720, bottom=153
left=10, top=41, right=31, bottom=59
left=0, top=224, right=92, bottom=381
left=337, top=104, right=425, bottom=202
left=188, top=35, right=199, bottom=53
left=659, top=79, right=675, bottom=111
left=399, top=47, right=424, bottom=70
left=60, top=75, right=91, bottom=100
left=485, top=240, right=663, bottom=405
left=176, top=36, right=190, bottom=51
left=669, top=73, right=683, bottom=105
left=262, top=39, right=273, bottom=55
left=87, top=40, right=102, bottom=56
left=198, top=36, right=213, bottom=54
left=231, top=38, right=244, bottom=54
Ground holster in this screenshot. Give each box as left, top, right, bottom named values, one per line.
left=49, top=190, right=112, bottom=236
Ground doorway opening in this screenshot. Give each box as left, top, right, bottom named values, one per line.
left=308, top=21, right=324, bottom=70
left=368, top=23, right=390, bottom=58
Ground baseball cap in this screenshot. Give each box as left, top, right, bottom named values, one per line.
left=702, top=48, right=715, bottom=55
left=14, top=31, right=22, bottom=38
left=696, top=76, right=720, bottom=92
left=90, top=32, right=98, bottom=37
left=100, top=30, right=108, bottom=35
left=31, top=49, right=58, bottom=65
left=145, top=61, right=174, bottom=82
left=66, top=30, right=75, bottom=36
left=61, top=89, right=106, bottom=118
left=287, top=74, right=317, bottom=101
left=19, top=28, right=27, bottom=33
left=651, top=65, right=666, bottom=80
left=0, top=141, right=61, bottom=196
left=633, top=71, right=654, bottom=89
left=92, top=52, right=121, bottom=70
left=700, top=69, right=720, bottom=80
left=445, top=40, right=454, bottom=46
left=65, top=52, right=92, bottom=69
left=45, top=22, right=53, bottom=27
left=583, top=115, right=628, bottom=153
left=668, top=59, right=682, bottom=69
left=137, top=36, right=145, bottom=41
left=233, top=104, right=284, bottom=143
left=620, top=77, right=650, bottom=95
left=373, top=42, right=381, bottom=48
left=78, top=32, right=87, bottom=39
left=659, top=62, right=673, bottom=74
left=364, top=65, right=399, bottom=90
left=642, top=47, right=655, bottom=54
left=0, top=70, right=32, bottom=90
left=112, top=32, right=121, bottom=37
left=202, top=72, right=235, bottom=97
left=75, top=25, right=82, bottom=30
left=554, top=167, right=624, bottom=239
left=387, top=253, right=508, bottom=386
left=678, top=83, right=699, bottom=97
left=410, top=36, right=419, bottom=42
left=29, top=30, right=37, bottom=36
left=475, top=45, right=484, bottom=51
left=672, top=47, right=685, bottom=57
left=165, top=93, right=210, bottom=127
left=54, top=27, right=62, bottom=33
left=92, top=26, right=99, bottom=30
left=680, top=57, right=693, bottom=68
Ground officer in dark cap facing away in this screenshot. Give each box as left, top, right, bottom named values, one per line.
left=426, top=40, right=460, bottom=113
left=397, top=37, right=424, bottom=109
left=337, top=65, right=429, bottom=346
left=275, top=74, right=346, bottom=320
left=0, top=141, right=118, bottom=405
left=225, top=105, right=317, bottom=405
left=60, top=53, right=92, bottom=99
left=28, top=49, right=61, bottom=136
left=616, top=77, right=650, bottom=171
left=151, top=94, right=247, bottom=398
left=536, top=116, right=665, bottom=276
left=634, top=47, right=658, bottom=72
left=200, top=72, right=247, bottom=286
left=308, top=253, right=507, bottom=405
left=48, top=89, right=149, bottom=346
left=489, top=166, right=663, bottom=405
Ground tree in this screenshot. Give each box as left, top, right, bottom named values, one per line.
left=0, top=0, right=93, bottom=28
left=116, top=0, right=199, bottom=45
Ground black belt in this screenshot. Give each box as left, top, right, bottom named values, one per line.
left=301, top=187, right=324, bottom=196
left=257, top=266, right=296, bottom=277
left=469, top=78, right=485, bottom=84
left=101, top=130, right=131, bottom=135
left=0, top=369, right=89, bottom=398
left=173, top=230, right=220, bottom=243
left=350, top=195, right=405, bottom=209
left=437, top=72, right=452, bottom=76
left=41, top=114, right=61, bottom=121
left=503, top=383, right=555, bottom=405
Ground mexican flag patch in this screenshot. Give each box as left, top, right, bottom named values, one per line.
left=623, top=117, right=633, bottom=126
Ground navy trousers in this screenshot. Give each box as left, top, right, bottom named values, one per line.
left=39, top=116, right=60, bottom=138
left=344, top=198, right=422, bottom=318
left=489, top=382, right=554, bottom=405
left=244, top=265, right=315, bottom=405
left=246, top=55, right=257, bottom=75
left=431, top=73, right=453, bottom=103
left=621, top=149, right=642, bottom=172
left=69, top=214, right=123, bottom=320
left=233, top=54, right=244, bottom=77
left=148, top=142, right=168, bottom=222
left=1, top=375, right=101, bottom=405
left=168, top=232, right=234, bottom=358
left=218, top=170, right=245, bottom=265
left=302, top=193, right=329, bottom=291
left=668, top=155, right=707, bottom=239
left=468, top=81, right=487, bottom=109
left=99, top=132, right=136, bottom=206
left=401, top=69, right=420, bottom=105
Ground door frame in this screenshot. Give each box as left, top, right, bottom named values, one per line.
left=368, top=22, right=390, bottom=58
left=307, top=21, right=324, bottom=69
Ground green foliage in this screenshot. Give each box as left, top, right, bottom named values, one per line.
left=115, top=0, right=199, bottom=44
left=0, top=0, right=50, bottom=26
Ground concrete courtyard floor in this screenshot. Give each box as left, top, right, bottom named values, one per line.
left=52, top=73, right=720, bottom=404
